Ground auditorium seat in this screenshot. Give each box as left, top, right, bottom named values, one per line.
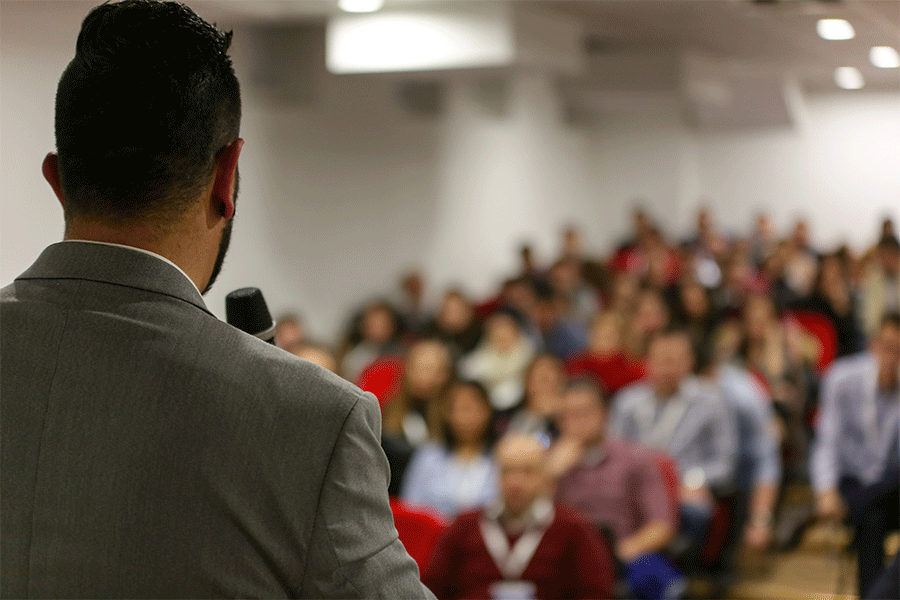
left=785, top=310, right=838, bottom=373
left=389, top=498, right=447, bottom=573
left=355, top=356, right=404, bottom=410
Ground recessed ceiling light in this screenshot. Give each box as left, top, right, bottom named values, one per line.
left=834, top=67, right=864, bottom=90
left=870, top=46, right=900, bottom=69
left=817, top=19, right=855, bottom=41
left=338, top=0, right=384, bottom=13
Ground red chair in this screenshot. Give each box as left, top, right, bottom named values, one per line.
left=785, top=310, right=838, bottom=373
left=653, top=452, right=681, bottom=530
left=355, top=357, right=404, bottom=410
left=700, top=497, right=733, bottom=567
left=389, top=498, right=447, bottom=572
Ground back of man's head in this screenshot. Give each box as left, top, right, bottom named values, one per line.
left=55, top=0, right=241, bottom=227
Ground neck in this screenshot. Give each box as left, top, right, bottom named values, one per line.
left=878, top=370, right=898, bottom=392
left=65, top=216, right=210, bottom=293
left=454, top=441, right=484, bottom=460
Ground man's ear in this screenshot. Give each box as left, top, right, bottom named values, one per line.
left=42, top=153, right=66, bottom=209
left=210, top=138, right=244, bottom=221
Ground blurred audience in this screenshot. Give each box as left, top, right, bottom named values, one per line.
left=401, top=380, right=499, bottom=519
left=739, top=293, right=818, bottom=479
left=861, top=234, right=900, bottom=337
left=340, top=300, right=404, bottom=382
left=423, top=434, right=615, bottom=600
left=502, top=354, right=565, bottom=444
left=610, top=329, right=737, bottom=567
left=459, top=308, right=536, bottom=413
left=552, top=379, right=685, bottom=600
left=810, top=313, right=900, bottom=598
left=624, top=288, right=671, bottom=360
left=290, top=343, right=337, bottom=374
left=396, top=270, right=432, bottom=339
left=274, top=313, right=306, bottom=351
left=565, top=311, right=646, bottom=395
left=791, top=252, right=864, bottom=357
left=382, top=339, right=454, bottom=495
left=427, top=288, right=484, bottom=359
left=283, top=208, right=897, bottom=596
left=533, top=281, right=588, bottom=361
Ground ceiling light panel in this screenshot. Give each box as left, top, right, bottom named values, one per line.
left=816, top=19, right=855, bottom=41
left=834, top=66, right=864, bottom=89
left=870, top=46, right=900, bottom=69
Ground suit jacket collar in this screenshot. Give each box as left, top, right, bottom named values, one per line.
left=16, top=241, right=213, bottom=317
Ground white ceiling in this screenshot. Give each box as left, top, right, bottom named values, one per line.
left=195, top=0, right=899, bottom=128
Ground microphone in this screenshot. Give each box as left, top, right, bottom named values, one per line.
left=225, top=287, right=276, bottom=345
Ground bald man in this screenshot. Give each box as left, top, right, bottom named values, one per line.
left=423, top=434, right=614, bottom=600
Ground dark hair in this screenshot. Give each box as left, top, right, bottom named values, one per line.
left=442, top=380, right=498, bottom=452
left=878, top=234, right=900, bottom=252
left=564, top=376, right=607, bottom=409
left=881, top=312, right=900, bottom=331
left=55, top=0, right=241, bottom=225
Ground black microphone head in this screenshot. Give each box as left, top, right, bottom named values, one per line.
left=226, top=287, right=276, bottom=344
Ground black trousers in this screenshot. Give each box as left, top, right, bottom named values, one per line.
left=839, top=471, right=900, bottom=598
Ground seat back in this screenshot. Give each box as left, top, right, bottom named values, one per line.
left=389, top=498, right=447, bottom=572
left=356, top=357, right=404, bottom=410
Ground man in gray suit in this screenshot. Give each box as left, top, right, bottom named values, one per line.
left=0, top=1, right=433, bottom=598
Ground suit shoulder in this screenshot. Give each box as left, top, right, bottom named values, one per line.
left=202, top=320, right=372, bottom=419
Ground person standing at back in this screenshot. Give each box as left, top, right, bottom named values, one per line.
left=0, top=1, right=432, bottom=597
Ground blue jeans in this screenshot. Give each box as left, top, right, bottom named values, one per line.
left=624, top=553, right=686, bottom=600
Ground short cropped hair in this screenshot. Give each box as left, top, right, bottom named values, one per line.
left=55, top=0, right=241, bottom=225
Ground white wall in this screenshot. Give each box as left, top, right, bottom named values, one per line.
left=2, top=1, right=898, bottom=344
left=693, top=92, right=900, bottom=248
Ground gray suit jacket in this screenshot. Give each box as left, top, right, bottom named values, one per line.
left=1, top=241, right=434, bottom=599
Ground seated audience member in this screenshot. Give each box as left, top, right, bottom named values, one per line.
left=810, top=313, right=900, bottom=598
left=697, top=344, right=781, bottom=563
left=459, top=307, right=536, bottom=413
left=740, top=293, right=818, bottom=479
left=552, top=379, right=685, bottom=600
left=548, top=257, right=600, bottom=327
left=274, top=313, right=306, bottom=351
left=716, top=250, right=769, bottom=317
left=566, top=311, right=646, bottom=395
left=427, top=288, right=484, bottom=358
left=608, top=271, right=641, bottom=318
left=749, top=213, right=778, bottom=268
left=396, top=270, right=432, bottom=339
left=401, top=380, right=499, bottom=519
left=673, top=279, right=723, bottom=354
left=533, top=281, right=588, bottom=361
left=503, top=354, right=565, bottom=444
left=560, top=224, right=585, bottom=264
left=290, top=343, right=338, bottom=374
left=340, top=300, right=404, bottom=382
left=517, top=243, right=542, bottom=282
left=500, top=277, right=544, bottom=347
left=861, top=234, right=900, bottom=338
left=624, top=288, right=671, bottom=360
left=423, top=434, right=615, bottom=600
left=792, top=252, right=864, bottom=358
left=382, top=339, right=453, bottom=495
left=612, top=225, right=681, bottom=289
left=782, top=220, right=819, bottom=302
left=611, top=329, right=737, bottom=566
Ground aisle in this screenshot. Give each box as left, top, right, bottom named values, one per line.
left=727, top=522, right=860, bottom=600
